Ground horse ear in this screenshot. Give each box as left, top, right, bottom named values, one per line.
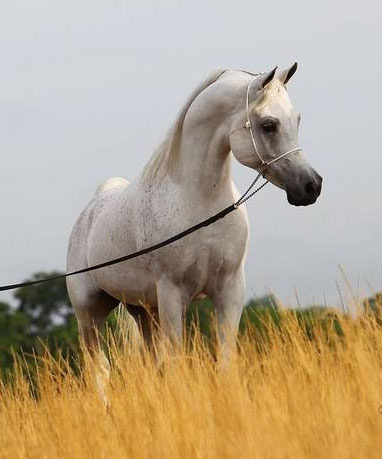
left=279, top=62, right=298, bottom=85
left=259, top=66, right=278, bottom=89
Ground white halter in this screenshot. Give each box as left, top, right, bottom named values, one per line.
left=245, top=75, right=302, bottom=170
left=232, top=74, right=305, bottom=208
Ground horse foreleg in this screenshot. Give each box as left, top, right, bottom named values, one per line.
left=211, top=268, right=245, bottom=365
left=156, top=278, right=184, bottom=355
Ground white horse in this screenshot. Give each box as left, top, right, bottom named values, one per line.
left=67, top=64, right=322, bottom=377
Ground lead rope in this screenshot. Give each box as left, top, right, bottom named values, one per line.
left=0, top=71, right=303, bottom=293
left=0, top=178, right=267, bottom=292
left=234, top=170, right=268, bottom=208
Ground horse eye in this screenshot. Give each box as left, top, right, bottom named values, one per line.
left=261, top=120, right=277, bottom=133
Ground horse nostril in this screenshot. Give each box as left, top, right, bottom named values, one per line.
left=305, top=181, right=315, bottom=196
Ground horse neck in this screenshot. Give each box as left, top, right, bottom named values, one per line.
left=174, top=76, right=241, bottom=202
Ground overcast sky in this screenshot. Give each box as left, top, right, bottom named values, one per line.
left=0, top=0, right=381, bottom=308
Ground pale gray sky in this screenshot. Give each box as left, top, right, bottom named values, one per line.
left=0, top=0, right=381, bottom=307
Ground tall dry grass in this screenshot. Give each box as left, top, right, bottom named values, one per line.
left=1, top=305, right=382, bottom=459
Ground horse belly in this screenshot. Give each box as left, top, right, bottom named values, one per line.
left=88, top=240, right=159, bottom=306
left=95, top=264, right=158, bottom=306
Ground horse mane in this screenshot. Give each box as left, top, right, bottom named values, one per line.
left=142, top=69, right=227, bottom=182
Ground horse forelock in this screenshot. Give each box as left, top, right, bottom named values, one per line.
left=250, top=78, right=289, bottom=114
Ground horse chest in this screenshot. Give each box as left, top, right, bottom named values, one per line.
left=170, top=219, right=248, bottom=293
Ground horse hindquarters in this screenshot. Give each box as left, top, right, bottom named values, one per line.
left=66, top=201, right=119, bottom=404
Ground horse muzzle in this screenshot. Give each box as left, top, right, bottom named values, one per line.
left=286, top=172, right=322, bottom=206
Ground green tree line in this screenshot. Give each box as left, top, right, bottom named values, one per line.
left=0, top=271, right=381, bottom=378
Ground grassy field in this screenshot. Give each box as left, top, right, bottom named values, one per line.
left=1, top=303, right=382, bottom=459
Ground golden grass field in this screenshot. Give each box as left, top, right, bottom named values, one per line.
left=1, top=304, right=382, bottom=459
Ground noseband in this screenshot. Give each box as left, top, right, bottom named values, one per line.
left=244, top=74, right=302, bottom=173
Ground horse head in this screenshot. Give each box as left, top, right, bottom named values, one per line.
left=229, top=63, right=322, bottom=206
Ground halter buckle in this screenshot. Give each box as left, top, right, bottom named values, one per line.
left=245, top=121, right=252, bottom=130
